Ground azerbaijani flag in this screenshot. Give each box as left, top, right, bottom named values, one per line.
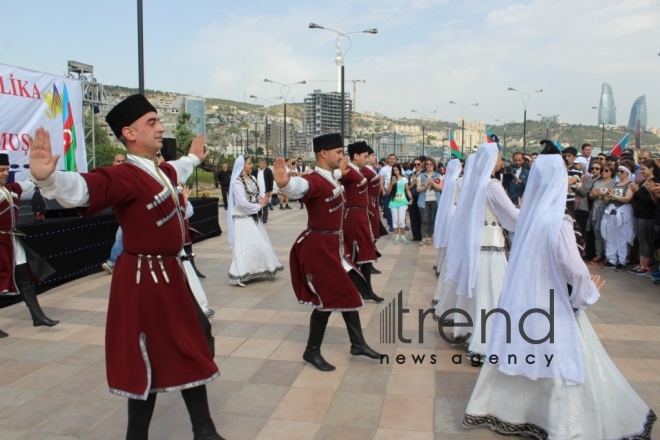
left=485, top=129, right=503, bottom=150
left=449, top=130, right=463, bottom=159
left=62, top=84, right=77, bottom=172
left=610, top=133, right=630, bottom=157
left=554, top=139, right=563, bottom=151
left=486, top=129, right=495, bottom=143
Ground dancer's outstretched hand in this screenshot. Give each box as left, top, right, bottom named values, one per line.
left=273, top=157, right=290, bottom=188
left=28, top=127, right=60, bottom=181
left=590, top=274, right=605, bottom=291
left=189, top=134, right=209, bottom=163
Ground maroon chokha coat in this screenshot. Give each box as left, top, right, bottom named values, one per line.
left=0, top=183, right=23, bottom=294
left=288, top=169, right=364, bottom=312
left=361, top=165, right=382, bottom=240
left=341, top=165, right=378, bottom=264
left=75, top=158, right=218, bottom=400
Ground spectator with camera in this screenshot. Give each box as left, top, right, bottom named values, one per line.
left=588, top=162, right=616, bottom=265
left=416, top=157, right=443, bottom=246
left=563, top=146, right=582, bottom=214
left=504, top=152, right=529, bottom=208
left=408, top=158, right=424, bottom=241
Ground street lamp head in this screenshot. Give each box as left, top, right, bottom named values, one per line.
left=472, top=103, right=479, bottom=106
left=363, top=29, right=378, bottom=34
left=449, top=101, right=456, bottom=104
left=249, top=95, right=257, bottom=99
left=299, top=81, right=307, bottom=85
left=508, top=87, right=516, bottom=91
left=309, top=23, right=323, bottom=29
left=264, top=79, right=273, bottom=83
left=411, top=110, right=418, bottom=113
left=592, top=106, right=599, bottom=110
left=535, top=89, right=543, bottom=93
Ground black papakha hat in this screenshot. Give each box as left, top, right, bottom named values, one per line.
left=347, top=141, right=370, bottom=158
left=0, top=154, right=8, bottom=166
left=539, top=140, right=561, bottom=155
left=313, top=133, right=343, bottom=153
left=105, top=94, right=157, bottom=139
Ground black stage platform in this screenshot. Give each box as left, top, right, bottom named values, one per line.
left=1, top=197, right=221, bottom=306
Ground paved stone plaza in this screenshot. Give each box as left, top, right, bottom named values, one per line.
left=0, top=207, right=658, bottom=439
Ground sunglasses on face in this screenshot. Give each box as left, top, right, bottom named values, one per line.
left=414, top=163, right=421, bottom=166
left=602, top=169, right=611, bottom=173
left=617, top=170, right=627, bottom=174
left=590, top=167, right=601, bottom=171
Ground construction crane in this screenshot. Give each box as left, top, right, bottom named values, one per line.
left=308, top=79, right=366, bottom=140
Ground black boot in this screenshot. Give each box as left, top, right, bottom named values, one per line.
left=14, top=264, right=59, bottom=327
left=303, top=310, right=335, bottom=371
left=126, top=393, right=157, bottom=440
left=352, top=266, right=383, bottom=303
left=371, top=266, right=382, bottom=275
left=184, top=244, right=206, bottom=279
left=181, top=385, right=225, bottom=440
left=342, top=311, right=381, bottom=359
left=0, top=329, right=8, bottom=338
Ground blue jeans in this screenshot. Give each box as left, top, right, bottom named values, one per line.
left=382, top=195, right=393, bottom=228
left=108, top=227, right=123, bottom=265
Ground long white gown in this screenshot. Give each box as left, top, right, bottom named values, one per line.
left=228, top=176, right=283, bottom=285
left=435, top=179, right=517, bottom=359
left=433, top=177, right=462, bottom=292
left=464, top=216, right=656, bottom=439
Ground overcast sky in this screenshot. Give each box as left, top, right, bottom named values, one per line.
left=2, top=0, right=658, bottom=127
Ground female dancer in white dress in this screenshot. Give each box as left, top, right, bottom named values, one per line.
left=431, top=158, right=462, bottom=304
left=436, top=143, right=518, bottom=360
left=464, top=148, right=656, bottom=439
left=227, top=156, right=284, bottom=286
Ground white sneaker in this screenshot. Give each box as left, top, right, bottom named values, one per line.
left=102, top=262, right=114, bottom=275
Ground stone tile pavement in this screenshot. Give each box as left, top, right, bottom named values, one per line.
left=0, top=207, right=658, bottom=439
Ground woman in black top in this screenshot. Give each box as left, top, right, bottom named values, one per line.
left=629, top=159, right=660, bottom=274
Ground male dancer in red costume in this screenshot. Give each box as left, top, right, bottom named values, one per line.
left=274, top=133, right=381, bottom=372
left=0, top=154, right=58, bottom=338
left=360, top=144, right=383, bottom=275
left=344, top=141, right=383, bottom=302
left=28, top=94, right=224, bottom=440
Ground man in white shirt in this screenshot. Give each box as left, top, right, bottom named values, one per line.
left=379, top=154, right=397, bottom=231
left=251, top=159, right=273, bottom=223
left=295, top=158, right=309, bottom=209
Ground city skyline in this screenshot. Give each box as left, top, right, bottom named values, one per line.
left=2, top=0, right=659, bottom=128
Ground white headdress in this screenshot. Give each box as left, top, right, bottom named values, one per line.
left=445, top=143, right=499, bottom=298
left=433, top=159, right=461, bottom=249
left=227, top=155, right=246, bottom=249
left=488, top=153, right=586, bottom=384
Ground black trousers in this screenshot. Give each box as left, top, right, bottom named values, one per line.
left=409, top=195, right=422, bottom=240
left=221, top=186, right=229, bottom=208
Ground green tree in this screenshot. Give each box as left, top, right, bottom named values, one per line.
left=84, top=112, right=112, bottom=147
left=94, top=144, right=127, bottom=169
left=175, top=112, right=195, bottom=158
left=84, top=112, right=120, bottom=169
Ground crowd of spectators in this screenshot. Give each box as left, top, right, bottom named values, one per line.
left=374, top=143, right=660, bottom=286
